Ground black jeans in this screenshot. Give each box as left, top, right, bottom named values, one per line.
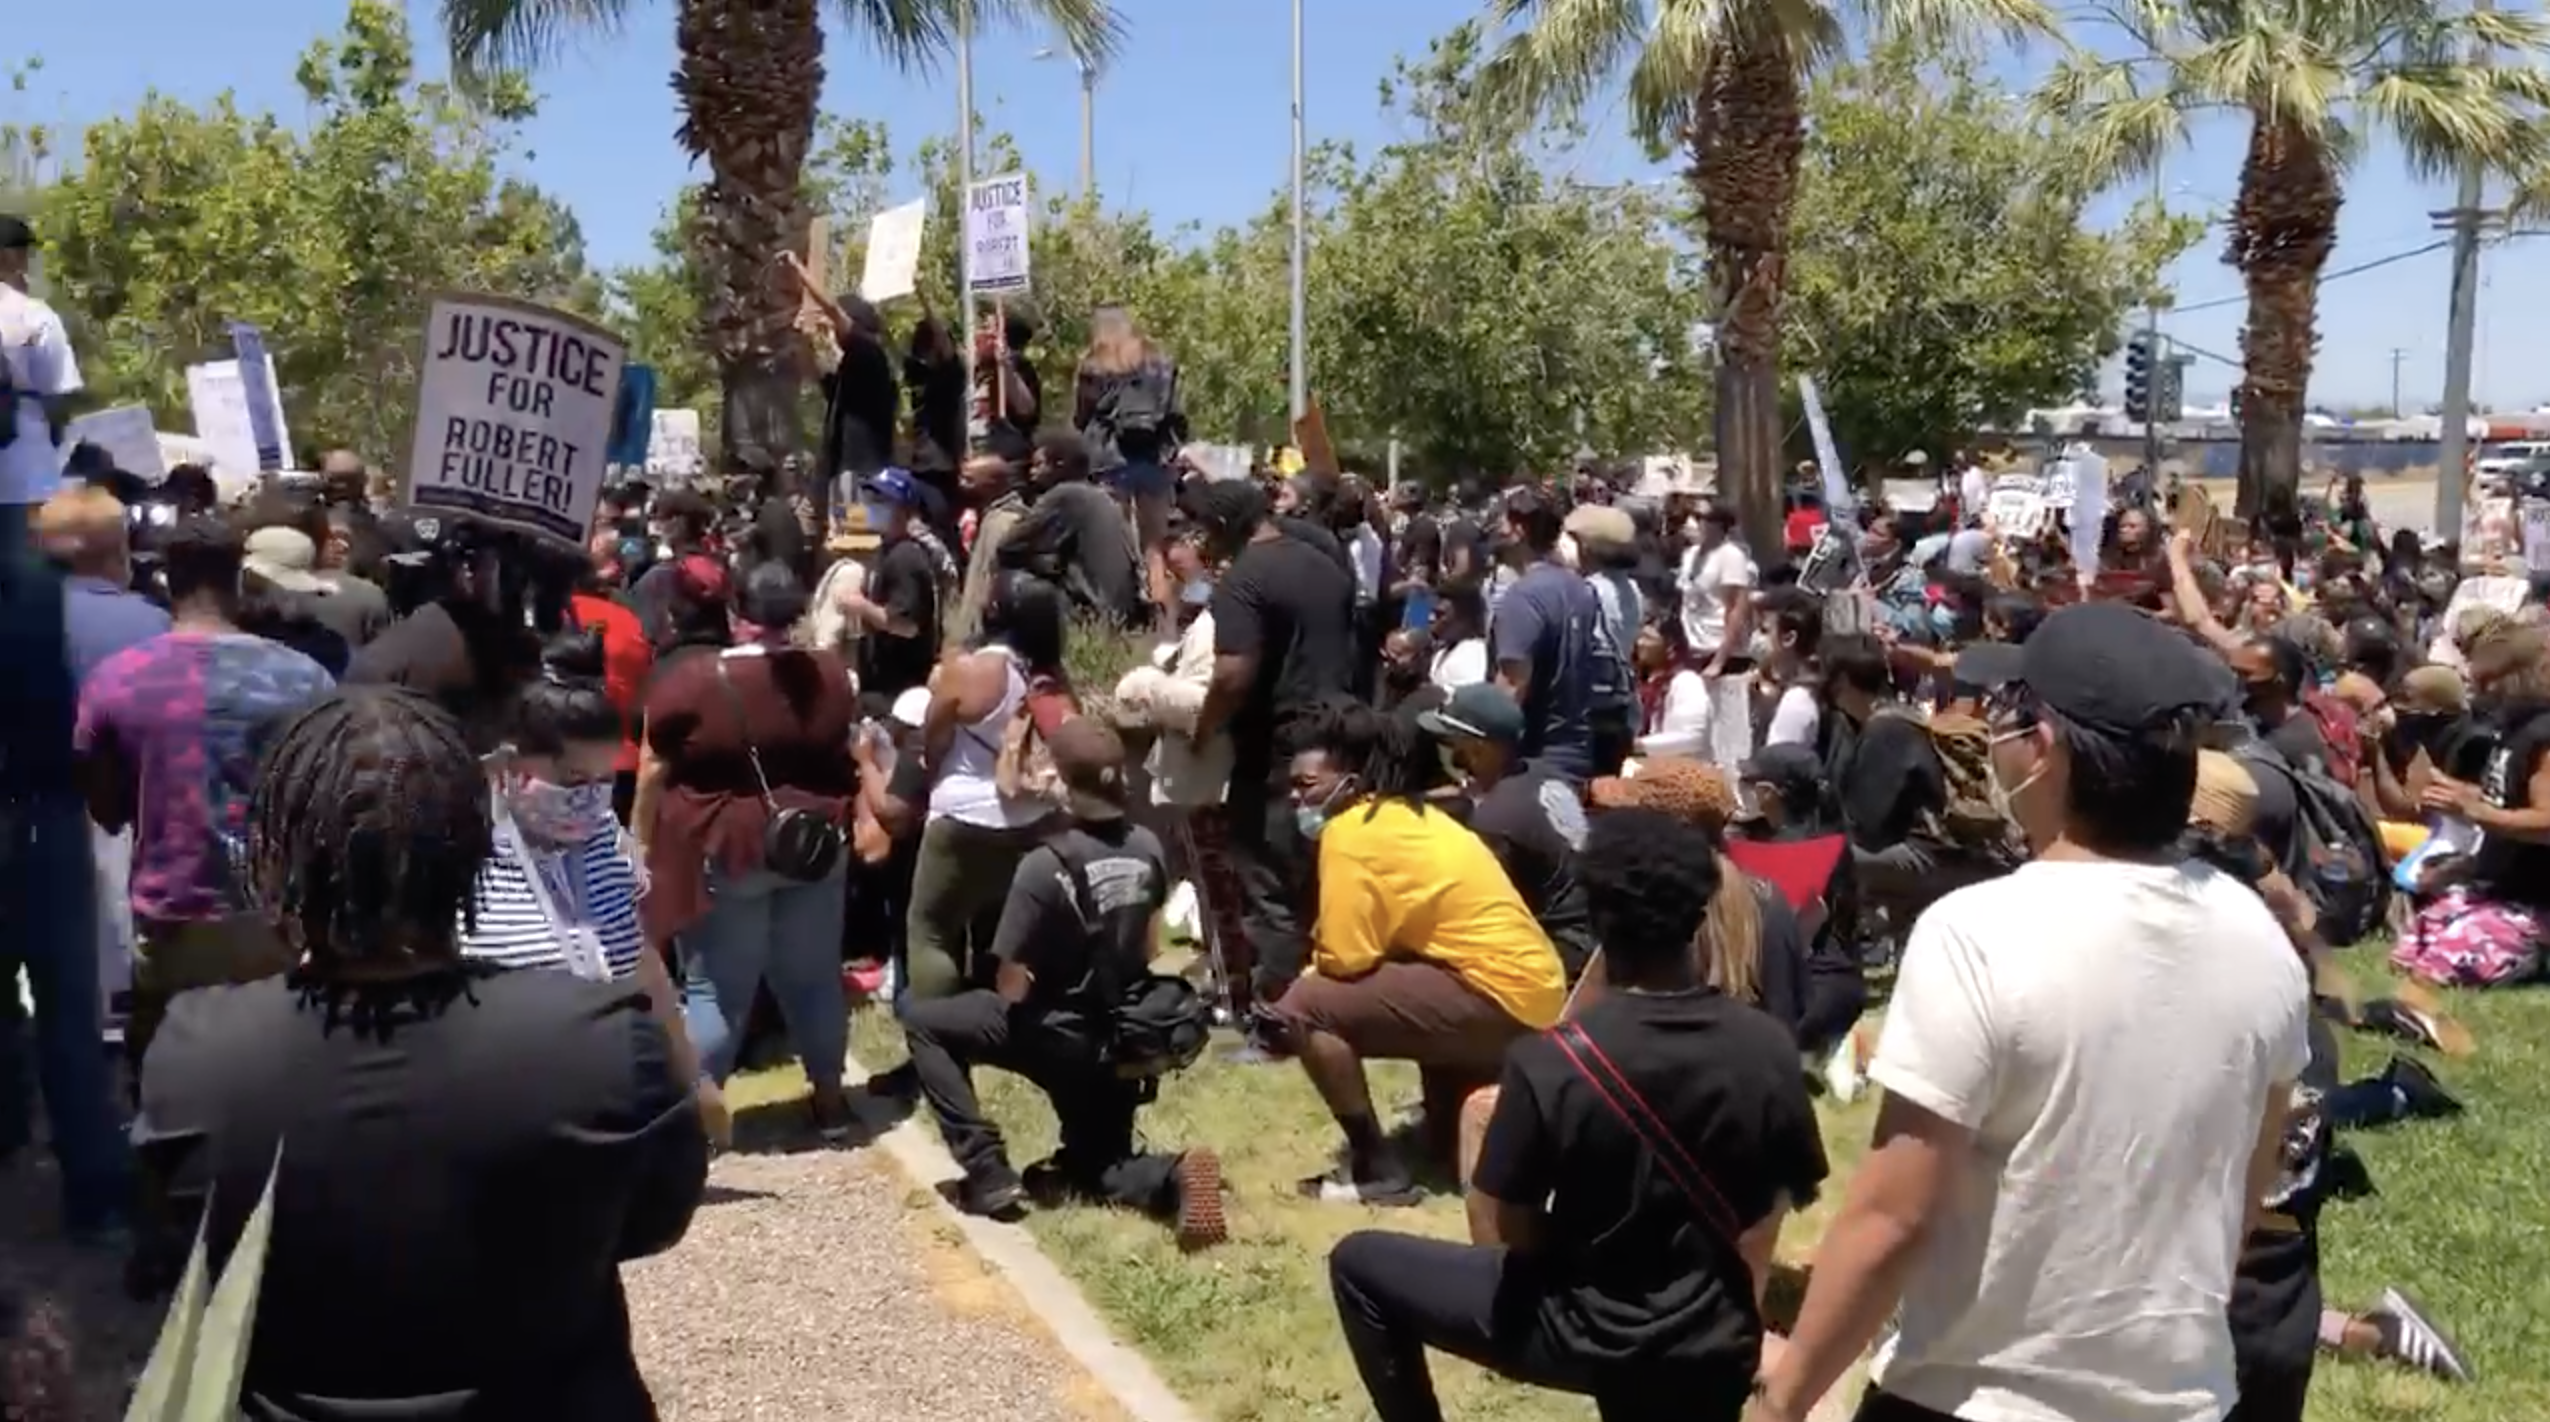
left=2226, top=1355, right=2313, bottom=1422
left=1329, top=1230, right=1750, bottom=1422
left=900, top=988, right=1178, bottom=1210
left=1224, top=770, right=1314, bottom=1000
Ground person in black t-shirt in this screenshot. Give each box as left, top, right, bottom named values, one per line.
left=1417, top=683, right=1596, bottom=978
left=897, top=720, right=1227, bottom=1245
left=344, top=519, right=543, bottom=753
left=134, top=687, right=705, bottom=1416
left=1191, top=478, right=1357, bottom=1012
left=1329, top=808, right=1827, bottom=1422
left=833, top=467, right=945, bottom=701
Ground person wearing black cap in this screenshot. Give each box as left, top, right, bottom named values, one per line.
left=0, top=214, right=82, bottom=530
left=1418, top=683, right=1596, bottom=979
left=1758, top=602, right=2313, bottom=1422
left=1489, top=487, right=1605, bottom=782
left=897, top=718, right=1226, bottom=1246
left=1189, top=476, right=1357, bottom=1021
left=833, top=467, right=946, bottom=701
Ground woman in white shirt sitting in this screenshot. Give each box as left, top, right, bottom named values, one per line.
left=468, top=629, right=709, bottom=1124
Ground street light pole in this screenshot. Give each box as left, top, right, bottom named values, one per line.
left=1078, top=61, right=1096, bottom=199
left=957, top=1, right=977, bottom=424
left=1287, top=0, right=1309, bottom=424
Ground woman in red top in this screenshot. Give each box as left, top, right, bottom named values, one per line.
left=568, top=585, right=654, bottom=824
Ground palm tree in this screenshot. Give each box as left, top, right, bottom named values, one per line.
left=442, top=0, right=1122, bottom=479
left=2040, top=0, right=2550, bottom=517
left=1474, top=0, right=2048, bottom=554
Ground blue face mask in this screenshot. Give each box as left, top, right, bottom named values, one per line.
left=1294, top=778, right=1355, bottom=841
left=864, top=501, right=900, bottom=537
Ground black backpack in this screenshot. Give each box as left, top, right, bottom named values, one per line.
left=2236, top=744, right=2390, bottom=946
left=1056, top=841, right=1212, bottom=1080
left=1100, top=363, right=1175, bottom=446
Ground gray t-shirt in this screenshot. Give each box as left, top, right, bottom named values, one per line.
left=1490, top=561, right=1600, bottom=781
left=989, top=822, right=1169, bottom=1016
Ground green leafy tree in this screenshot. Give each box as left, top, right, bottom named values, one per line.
left=2040, top=0, right=2550, bottom=515
left=1475, top=0, right=2051, bottom=554
left=29, top=0, right=600, bottom=464
left=1776, top=42, right=2202, bottom=468
left=443, top=0, right=1123, bottom=490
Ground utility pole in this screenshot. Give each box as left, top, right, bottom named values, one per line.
left=2389, top=347, right=2409, bottom=418
left=2139, top=163, right=2164, bottom=482
left=1287, top=0, right=1309, bottom=423
left=957, top=0, right=976, bottom=427
left=2435, top=0, right=2494, bottom=539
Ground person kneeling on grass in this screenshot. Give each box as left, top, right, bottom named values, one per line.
left=899, top=718, right=1226, bottom=1247
left=1274, top=702, right=1569, bottom=1204
left=1328, top=808, right=1829, bottom=1422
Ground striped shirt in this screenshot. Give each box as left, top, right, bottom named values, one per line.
left=460, top=830, right=646, bottom=980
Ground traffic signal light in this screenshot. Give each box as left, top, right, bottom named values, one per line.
left=2123, top=332, right=2154, bottom=423
left=2153, top=355, right=2186, bottom=425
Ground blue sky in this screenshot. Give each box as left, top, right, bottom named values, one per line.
left=16, top=0, right=2550, bottom=413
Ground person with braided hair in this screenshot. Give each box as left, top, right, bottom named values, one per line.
left=1274, top=701, right=1566, bottom=1205
left=132, top=685, right=706, bottom=1418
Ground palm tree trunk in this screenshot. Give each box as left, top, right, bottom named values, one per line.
left=1686, top=36, right=1805, bottom=561
left=2228, top=112, right=2340, bottom=521
left=673, top=0, right=824, bottom=491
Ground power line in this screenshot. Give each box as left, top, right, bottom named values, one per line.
left=2165, top=239, right=2453, bottom=315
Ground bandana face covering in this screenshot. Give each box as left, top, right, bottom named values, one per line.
left=508, top=777, right=613, bottom=850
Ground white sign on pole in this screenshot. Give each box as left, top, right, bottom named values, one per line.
left=861, top=199, right=929, bottom=304
left=185, top=356, right=293, bottom=477
left=964, top=173, right=1034, bottom=295
left=404, top=294, right=627, bottom=551
left=1987, top=474, right=2047, bottom=539
left=645, top=409, right=705, bottom=480
left=1796, top=375, right=1853, bottom=517
left=62, top=406, right=168, bottom=482
left=2523, top=499, right=2550, bottom=577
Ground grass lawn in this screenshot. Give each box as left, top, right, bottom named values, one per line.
left=723, top=942, right=2550, bottom=1422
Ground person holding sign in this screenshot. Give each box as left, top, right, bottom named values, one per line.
left=781, top=252, right=899, bottom=516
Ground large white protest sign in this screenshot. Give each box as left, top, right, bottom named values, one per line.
left=1987, top=474, right=2048, bottom=539
left=965, top=173, right=1034, bottom=295
left=2068, top=451, right=2108, bottom=576
left=405, top=294, right=626, bottom=550
left=862, top=199, right=928, bottom=304
left=2524, top=499, right=2550, bottom=577
left=63, top=406, right=167, bottom=481
left=186, top=356, right=293, bottom=477
left=645, top=409, right=705, bottom=480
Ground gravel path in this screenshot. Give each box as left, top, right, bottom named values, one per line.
left=626, top=1147, right=1127, bottom=1422
left=3, top=1143, right=1123, bottom=1422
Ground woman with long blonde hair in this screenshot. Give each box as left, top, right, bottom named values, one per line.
left=1071, top=304, right=1186, bottom=490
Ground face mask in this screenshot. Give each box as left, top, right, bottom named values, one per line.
left=1986, top=731, right=2048, bottom=831
left=864, top=501, right=899, bottom=536
left=508, top=777, right=613, bottom=849
left=1294, top=777, right=1355, bottom=842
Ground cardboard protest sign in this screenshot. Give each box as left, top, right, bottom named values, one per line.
left=1293, top=398, right=1340, bottom=478
left=404, top=294, right=626, bottom=550
left=63, top=406, right=167, bottom=481
left=186, top=356, right=292, bottom=477
left=646, top=409, right=705, bottom=480
left=965, top=174, right=1033, bottom=295
left=862, top=200, right=927, bottom=304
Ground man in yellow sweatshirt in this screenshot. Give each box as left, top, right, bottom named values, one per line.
left=1268, top=701, right=1567, bottom=1205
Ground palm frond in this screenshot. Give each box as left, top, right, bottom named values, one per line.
left=2363, top=65, right=2550, bottom=184
left=1874, top=0, right=2058, bottom=52
left=1475, top=0, right=1651, bottom=133
left=828, top=0, right=1125, bottom=72
left=440, top=0, right=636, bottom=78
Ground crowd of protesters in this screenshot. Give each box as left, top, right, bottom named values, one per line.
left=0, top=256, right=2536, bottom=1421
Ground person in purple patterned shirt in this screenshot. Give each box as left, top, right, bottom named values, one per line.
left=76, top=517, right=333, bottom=1073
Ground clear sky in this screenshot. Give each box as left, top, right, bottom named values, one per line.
left=16, top=0, right=2550, bottom=414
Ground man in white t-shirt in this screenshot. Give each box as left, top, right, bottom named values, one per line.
left=1958, top=456, right=1991, bottom=528
left=1756, top=603, right=2311, bottom=1422
left=1675, top=502, right=1758, bottom=774
left=0, top=215, right=81, bottom=524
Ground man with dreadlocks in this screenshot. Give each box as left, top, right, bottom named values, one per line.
left=133, top=686, right=707, bottom=1415
left=1274, top=702, right=1566, bottom=1205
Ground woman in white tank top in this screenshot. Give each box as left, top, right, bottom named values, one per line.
left=896, top=575, right=1066, bottom=1005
